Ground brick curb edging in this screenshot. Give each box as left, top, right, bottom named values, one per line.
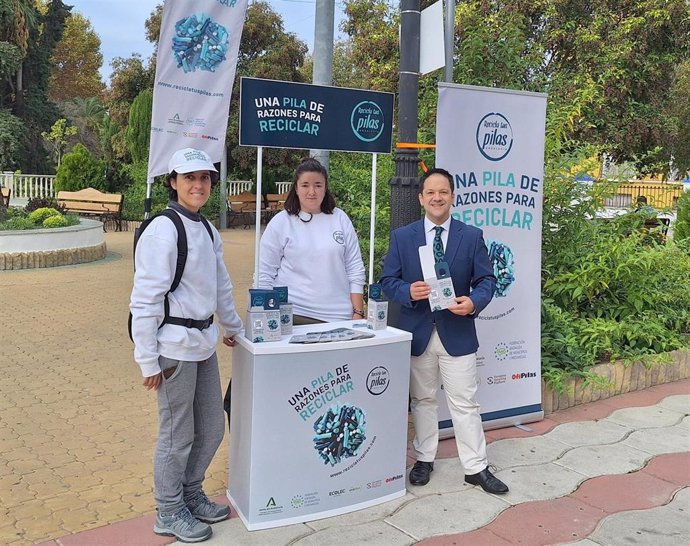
left=542, top=349, right=689, bottom=414
left=0, top=242, right=107, bottom=270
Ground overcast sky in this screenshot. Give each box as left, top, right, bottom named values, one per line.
left=67, top=0, right=346, bottom=84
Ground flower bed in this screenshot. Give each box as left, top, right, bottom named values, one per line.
left=542, top=349, right=689, bottom=413
left=0, top=218, right=106, bottom=270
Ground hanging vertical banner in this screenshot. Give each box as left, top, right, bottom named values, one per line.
left=436, top=83, right=547, bottom=427
left=147, top=0, right=248, bottom=178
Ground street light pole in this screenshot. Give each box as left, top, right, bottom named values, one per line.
left=444, top=0, right=455, bottom=82
left=311, top=0, right=335, bottom=169
left=389, top=0, right=421, bottom=231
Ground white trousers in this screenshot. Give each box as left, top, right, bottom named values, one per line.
left=410, top=328, right=487, bottom=474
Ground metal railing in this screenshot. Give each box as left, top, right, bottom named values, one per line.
left=0, top=175, right=292, bottom=203
left=0, top=173, right=55, bottom=202
left=602, top=180, right=684, bottom=210
left=227, top=180, right=253, bottom=195
left=227, top=180, right=291, bottom=195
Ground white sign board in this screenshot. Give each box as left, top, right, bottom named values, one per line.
left=419, top=1, right=445, bottom=75
left=436, top=83, right=546, bottom=427
left=228, top=322, right=412, bottom=530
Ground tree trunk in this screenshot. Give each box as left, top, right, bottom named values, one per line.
left=14, top=63, right=24, bottom=116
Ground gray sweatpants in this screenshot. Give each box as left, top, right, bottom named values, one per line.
left=154, top=353, right=225, bottom=514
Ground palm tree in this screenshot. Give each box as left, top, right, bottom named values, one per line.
left=0, top=0, right=38, bottom=115
left=71, top=96, right=106, bottom=127
left=64, top=96, right=108, bottom=156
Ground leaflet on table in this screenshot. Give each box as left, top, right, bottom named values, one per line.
left=289, top=327, right=375, bottom=344
left=419, top=245, right=456, bottom=311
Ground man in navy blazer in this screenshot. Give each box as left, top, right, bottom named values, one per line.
left=381, top=168, right=508, bottom=494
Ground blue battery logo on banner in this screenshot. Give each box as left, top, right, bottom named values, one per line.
left=239, top=77, right=395, bottom=153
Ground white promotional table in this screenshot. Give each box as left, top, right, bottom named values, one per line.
left=226, top=320, right=412, bottom=530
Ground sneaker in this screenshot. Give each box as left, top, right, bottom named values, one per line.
left=153, top=506, right=212, bottom=543
left=186, top=490, right=231, bottom=523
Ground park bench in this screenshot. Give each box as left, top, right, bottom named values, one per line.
left=1, top=186, right=10, bottom=207
left=56, top=187, right=123, bottom=232
left=227, top=192, right=266, bottom=228
left=265, top=192, right=288, bottom=223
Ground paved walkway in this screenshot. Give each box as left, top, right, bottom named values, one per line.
left=43, top=383, right=690, bottom=546
left=1, top=230, right=688, bottom=545
left=0, top=229, right=255, bottom=545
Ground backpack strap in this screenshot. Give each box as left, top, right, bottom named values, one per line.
left=200, top=214, right=214, bottom=243
left=129, top=209, right=215, bottom=342
left=159, top=209, right=187, bottom=293
left=160, top=210, right=214, bottom=330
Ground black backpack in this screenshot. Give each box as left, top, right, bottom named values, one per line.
left=128, top=209, right=214, bottom=341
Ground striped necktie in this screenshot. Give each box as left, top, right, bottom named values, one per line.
left=433, top=226, right=444, bottom=263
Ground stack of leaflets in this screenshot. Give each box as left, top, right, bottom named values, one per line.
left=289, top=327, right=375, bottom=344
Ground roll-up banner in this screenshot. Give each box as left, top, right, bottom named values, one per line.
left=148, top=0, right=248, bottom=178
left=436, top=83, right=547, bottom=429
left=239, top=77, right=395, bottom=154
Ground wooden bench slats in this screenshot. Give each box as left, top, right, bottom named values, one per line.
left=1, top=186, right=10, bottom=207
left=58, top=189, right=121, bottom=202
left=56, top=187, right=123, bottom=231
left=60, top=201, right=121, bottom=213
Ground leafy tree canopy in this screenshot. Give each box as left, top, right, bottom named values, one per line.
left=49, top=12, right=104, bottom=102
left=341, top=0, right=399, bottom=92
left=0, top=41, right=20, bottom=82
left=0, top=107, right=24, bottom=170
left=0, top=0, right=37, bottom=55
left=104, top=54, right=154, bottom=160
left=61, top=96, right=107, bottom=158
left=229, top=1, right=309, bottom=176
left=41, top=117, right=76, bottom=168
left=0, top=0, right=70, bottom=171
left=144, top=3, right=163, bottom=48
left=667, top=59, right=690, bottom=174
left=125, top=88, right=153, bottom=164
left=342, top=0, right=690, bottom=171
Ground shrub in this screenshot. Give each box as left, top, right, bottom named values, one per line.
left=541, top=151, right=690, bottom=387
left=201, top=184, right=223, bottom=221
left=328, top=151, right=394, bottom=281
left=25, top=196, right=65, bottom=214
left=674, top=189, right=690, bottom=245
left=4, top=207, right=26, bottom=220
left=55, top=144, right=106, bottom=192
left=120, top=162, right=222, bottom=221
left=42, top=215, right=70, bottom=228
left=0, top=217, right=34, bottom=230
left=28, top=207, right=61, bottom=225
left=121, top=162, right=169, bottom=221
left=103, top=160, right=134, bottom=193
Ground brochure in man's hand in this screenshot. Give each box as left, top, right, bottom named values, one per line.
left=289, top=327, right=375, bottom=344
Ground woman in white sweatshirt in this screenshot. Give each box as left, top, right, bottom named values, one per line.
left=129, top=148, right=242, bottom=543
left=259, top=157, right=366, bottom=324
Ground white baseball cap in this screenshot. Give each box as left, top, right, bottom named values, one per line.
left=168, top=148, right=218, bottom=174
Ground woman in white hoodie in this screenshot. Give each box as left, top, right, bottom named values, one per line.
left=129, top=148, right=242, bottom=543
left=258, top=157, right=366, bottom=324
